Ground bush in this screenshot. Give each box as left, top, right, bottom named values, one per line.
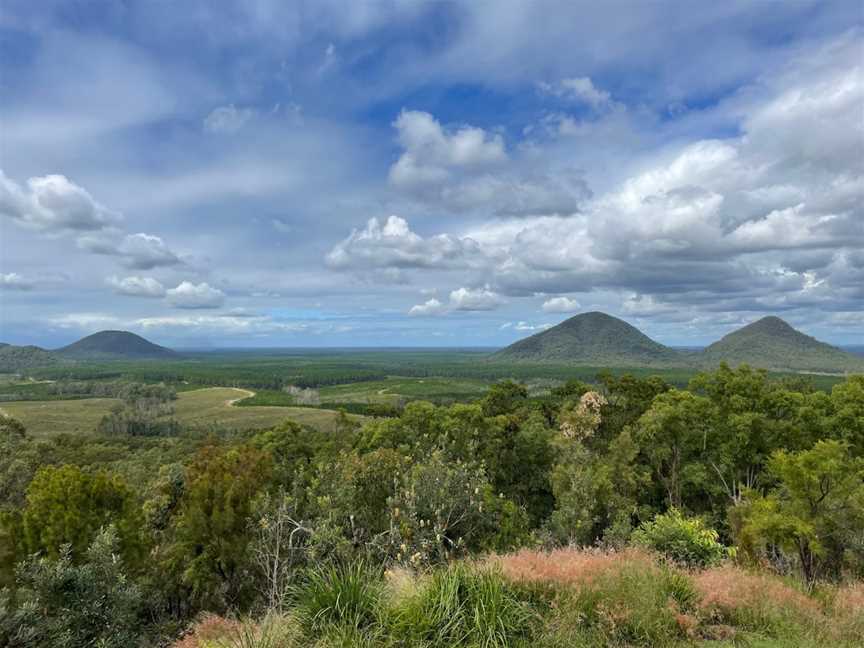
left=2, top=526, right=146, bottom=648
left=631, top=508, right=727, bottom=568
left=390, top=563, right=535, bottom=647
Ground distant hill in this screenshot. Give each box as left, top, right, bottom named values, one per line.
left=491, top=311, right=683, bottom=366
left=57, top=330, right=178, bottom=360
left=0, top=344, right=64, bottom=372
left=702, top=317, right=864, bottom=374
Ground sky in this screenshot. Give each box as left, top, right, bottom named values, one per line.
left=1, top=0, right=862, bottom=349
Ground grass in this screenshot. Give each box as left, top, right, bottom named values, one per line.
left=0, top=397, right=122, bottom=438
left=0, top=388, right=363, bottom=437
left=171, top=550, right=864, bottom=648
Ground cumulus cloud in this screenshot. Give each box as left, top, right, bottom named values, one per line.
left=79, top=232, right=182, bottom=269
left=351, top=38, right=864, bottom=321
left=542, top=296, right=580, bottom=313
left=389, top=110, right=507, bottom=191
left=409, top=286, right=504, bottom=316
left=107, top=275, right=166, bottom=298
left=326, top=215, right=486, bottom=270
left=387, top=111, right=589, bottom=215
left=448, top=286, right=503, bottom=311
left=166, top=281, right=226, bottom=309
left=0, top=171, right=121, bottom=232
left=203, top=104, right=255, bottom=133
left=0, top=272, right=33, bottom=290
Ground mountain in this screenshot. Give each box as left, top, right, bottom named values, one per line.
left=491, top=311, right=683, bottom=366
left=0, top=344, right=64, bottom=372
left=702, top=316, right=864, bottom=373
left=57, top=330, right=178, bottom=360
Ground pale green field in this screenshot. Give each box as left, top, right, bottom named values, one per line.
left=1, top=397, right=121, bottom=437
left=318, top=376, right=490, bottom=404
left=2, top=387, right=361, bottom=437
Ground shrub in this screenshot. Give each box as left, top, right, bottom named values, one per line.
left=390, top=562, right=535, bottom=647
left=631, top=508, right=727, bottom=567
left=3, top=526, right=146, bottom=648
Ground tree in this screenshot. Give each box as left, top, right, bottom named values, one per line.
left=13, top=465, right=143, bottom=568
left=162, top=444, right=273, bottom=610
left=737, top=440, right=864, bottom=585
left=633, top=389, right=714, bottom=509
left=481, top=380, right=528, bottom=417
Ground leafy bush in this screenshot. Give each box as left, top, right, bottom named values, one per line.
left=1, top=526, right=145, bottom=648
left=631, top=508, right=727, bottom=567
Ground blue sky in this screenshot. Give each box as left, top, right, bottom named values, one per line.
left=1, top=0, right=862, bottom=348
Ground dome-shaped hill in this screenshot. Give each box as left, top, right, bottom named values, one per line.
left=702, top=316, right=864, bottom=373
left=57, top=330, right=178, bottom=360
left=491, top=311, right=683, bottom=366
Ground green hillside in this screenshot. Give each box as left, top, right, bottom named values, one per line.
left=0, top=344, right=64, bottom=372
left=702, top=316, right=864, bottom=373
left=57, top=330, right=178, bottom=360
left=491, top=311, right=684, bottom=366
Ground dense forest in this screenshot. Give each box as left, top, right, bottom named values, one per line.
left=0, top=364, right=862, bottom=646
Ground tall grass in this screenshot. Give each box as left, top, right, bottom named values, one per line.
left=389, top=562, right=536, bottom=647
left=295, top=561, right=382, bottom=632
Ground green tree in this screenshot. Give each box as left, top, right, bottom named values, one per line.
left=633, top=389, right=714, bottom=509
left=737, top=440, right=864, bottom=585
left=162, top=444, right=273, bottom=610
left=13, top=465, right=143, bottom=568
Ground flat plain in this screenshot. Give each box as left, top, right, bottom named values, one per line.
left=1, top=387, right=361, bottom=437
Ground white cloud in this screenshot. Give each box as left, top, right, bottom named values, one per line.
left=542, top=296, right=580, bottom=313
left=387, top=111, right=589, bottom=214
left=389, top=110, right=506, bottom=191
left=326, top=215, right=485, bottom=270
left=203, top=104, right=255, bottom=133
left=514, top=321, right=553, bottom=332
left=166, top=281, right=226, bottom=309
left=448, top=286, right=503, bottom=311
left=0, top=171, right=121, bottom=232
left=409, top=286, right=504, bottom=316
left=539, top=77, right=612, bottom=108
left=107, top=275, right=166, bottom=298
left=408, top=298, right=446, bottom=316
left=117, top=233, right=182, bottom=269
left=0, top=272, right=33, bottom=290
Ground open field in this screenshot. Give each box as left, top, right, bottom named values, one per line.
left=2, top=387, right=361, bottom=437
left=1, top=397, right=121, bottom=438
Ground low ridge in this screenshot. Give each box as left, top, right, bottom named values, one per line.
left=702, top=316, right=864, bottom=373
left=57, top=330, right=178, bottom=360
left=491, top=311, right=683, bottom=366
left=0, top=344, right=64, bottom=372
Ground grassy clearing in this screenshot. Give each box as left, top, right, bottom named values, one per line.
left=317, top=376, right=491, bottom=405
left=171, top=550, right=864, bottom=648
left=1, top=397, right=122, bottom=438
left=1, top=388, right=363, bottom=436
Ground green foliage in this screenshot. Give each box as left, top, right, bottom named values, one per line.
left=12, top=464, right=144, bottom=567
left=162, top=444, right=273, bottom=610
left=631, top=508, right=727, bottom=567
left=390, top=563, right=535, bottom=647
left=1, top=526, right=145, bottom=648
left=737, top=440, right=864, bottom=584
left=385, top=449, right=527, bottom=565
